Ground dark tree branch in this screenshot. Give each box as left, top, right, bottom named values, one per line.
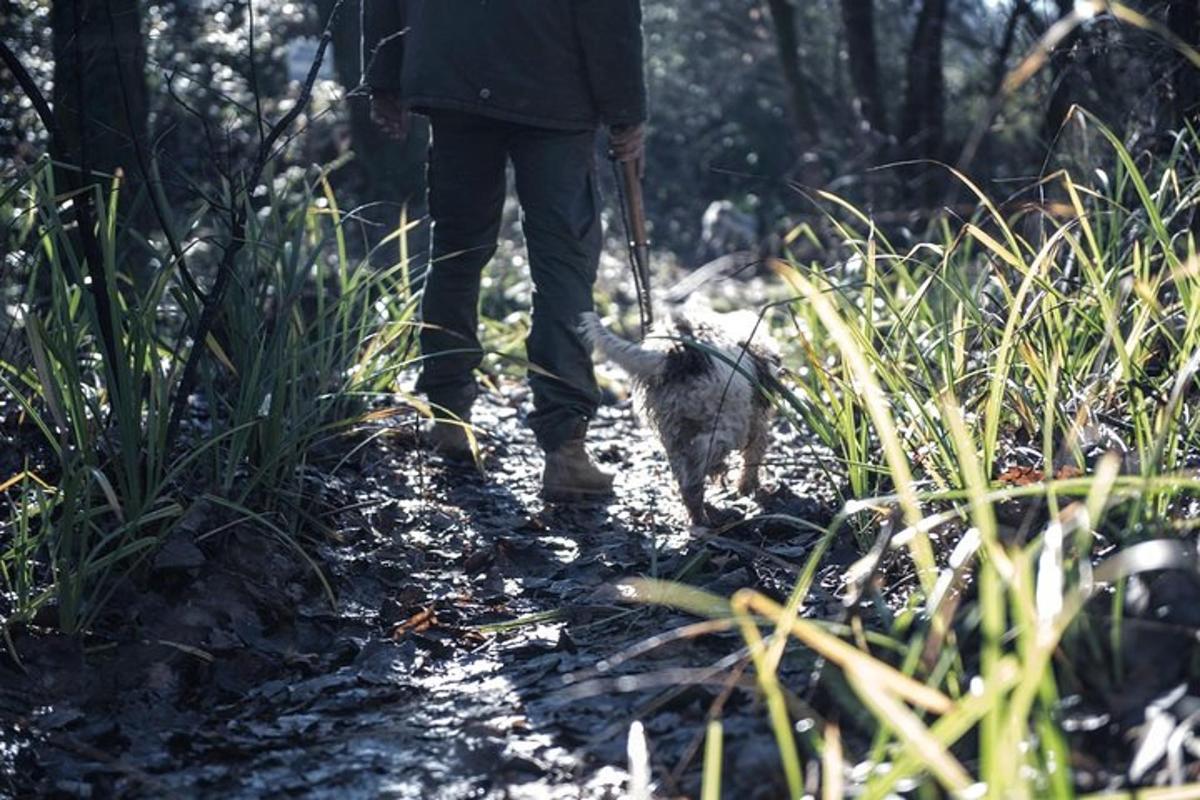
left=164, top=68, right=227, bottom=188
left=247, top=0, right=266, bottom=146
left=1043, top=0, right=1082, bottom=139
left=762, top=0, right=820, bottom=145
left=68, top=0, right=125, bottom=369
left=898, top=0, right=948, bottom=207
left=103, top=0, right=206, bottom=304
left=900, top=0, right=947, bottom=154
left=1168, top=0, right=1200, bottom=127
left=840, top=0, right=887, bottom=134
left=0, top=40, right=61, bottom=152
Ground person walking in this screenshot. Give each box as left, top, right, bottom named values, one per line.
left=366, top=0, right=647, bottom=502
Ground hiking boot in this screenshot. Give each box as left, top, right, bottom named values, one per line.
left=541, top=434, right=614, bottom=503
left=425, top=419, right=474, bottom=461
left=423, top=386, right=477, bottom=462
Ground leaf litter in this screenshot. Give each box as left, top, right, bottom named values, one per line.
left=1, top=381, right=834, bottom=799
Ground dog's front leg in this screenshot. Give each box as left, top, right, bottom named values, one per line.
left=736, top=419, right=770, bottom=497
left=681, top=480, right=708, bottom=526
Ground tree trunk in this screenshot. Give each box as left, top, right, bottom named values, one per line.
left=762, top=0, right=820, bottom=146
left=900, top=0, right=946, bottom=156
left=899, top=0, right=946, bottom=205
left=840, top=0, right=886, bottom=134
left=1043, top=0, right=1081, bottom=139
left=316, top=0, right=429, bottom=271
left=1169, top=0, right=1200, bottom=128
left=51, top=0, right=151, bottom=285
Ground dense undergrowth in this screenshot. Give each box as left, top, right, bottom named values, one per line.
left=628, top=114, right=1200, bottom=798
left=5, top=100, right=1200, bottom=798
left=0, top=156, right=423, bottom=635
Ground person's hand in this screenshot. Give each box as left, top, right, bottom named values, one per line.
left=609, top=123, right=646, bottom=178
left=371, top=90, right=410, bottom=141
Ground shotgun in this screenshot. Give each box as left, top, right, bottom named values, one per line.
left=617, top=158, right=654, bottom=332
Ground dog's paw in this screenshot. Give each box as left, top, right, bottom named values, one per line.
left=684, top=505, right=713, bottom=533
left=705, top=504, right=744, bottom=529
left=735, top=479, right=759, bottom=498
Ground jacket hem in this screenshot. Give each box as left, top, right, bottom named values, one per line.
left=408, top=95, right=600, bottom=132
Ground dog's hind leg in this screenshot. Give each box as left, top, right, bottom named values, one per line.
left=668, top=449, right=709, bottom=525
left=736, top=417, right=769, bottom=497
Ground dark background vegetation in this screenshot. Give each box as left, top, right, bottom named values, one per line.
left=5, top=0, right=1200, bottom=270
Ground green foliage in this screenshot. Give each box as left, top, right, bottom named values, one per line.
left=642, top=117, right=1200, bottom=797
left=0, top=157, right=421, bottom=634
left=771, top=112, right=1200, bottom=520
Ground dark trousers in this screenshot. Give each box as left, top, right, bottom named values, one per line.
left=414, top=111, right=603, bottom=451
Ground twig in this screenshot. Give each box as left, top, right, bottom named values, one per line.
left=247, top=0, right=266, bottom=146
left=164, top=69, right=228, bottom=191
left=357, top=28, right=408, bottom=99
left=156, top=56, right=265, bottom=123
left=667, top=655, right=752, bottom=791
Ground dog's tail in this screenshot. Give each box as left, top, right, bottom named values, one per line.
left=578, top=312, right=666, bottom=379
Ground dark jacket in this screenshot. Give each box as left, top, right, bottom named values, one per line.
left=364, top=0, right=647, bottom=130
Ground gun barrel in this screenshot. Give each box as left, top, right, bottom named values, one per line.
left=620, top=160, right=654, bottom=327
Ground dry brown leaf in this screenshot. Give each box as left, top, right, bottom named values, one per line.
left=392, top=606, right=437, bottom=639
left=996, top=465, right=1044, bottom=486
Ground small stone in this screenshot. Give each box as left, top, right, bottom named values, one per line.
left=153, top=535, right=206, bottom=571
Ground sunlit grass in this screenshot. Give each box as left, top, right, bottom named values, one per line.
left=628, top=115, right=1200, bottom=797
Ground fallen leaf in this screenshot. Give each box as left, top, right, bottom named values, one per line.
left=996, top=465, right=1044, bottom=486
left=392, top=606, right=437, bottom=639
left=996, top=464, right=1084, bottom=485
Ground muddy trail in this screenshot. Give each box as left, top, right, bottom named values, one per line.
left=2, top=382, right=849, bottom=799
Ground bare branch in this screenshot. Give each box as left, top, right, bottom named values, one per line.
left=357, top=28, right=409, bottom=98
left=247, top=0, right=266, bottom=146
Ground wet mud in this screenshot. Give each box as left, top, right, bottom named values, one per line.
left=2, top=384, right=840, bottom=799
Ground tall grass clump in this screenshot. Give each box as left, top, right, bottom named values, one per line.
left=627, top=116, right=1200, bottom=797
left=0, top=156, right=421, bottom=634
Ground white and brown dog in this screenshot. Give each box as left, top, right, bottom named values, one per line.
left=580, top=307, right=777, bottom=526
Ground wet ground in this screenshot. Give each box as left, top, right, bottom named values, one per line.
left=2, top=381, right=845, bottom=799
